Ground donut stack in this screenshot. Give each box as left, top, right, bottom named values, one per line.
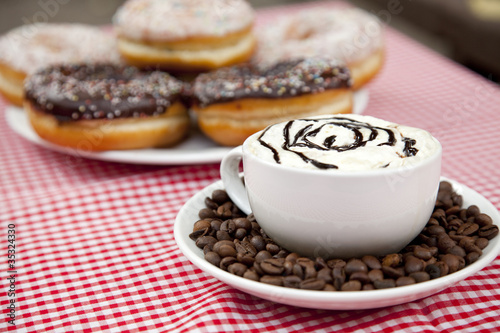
left=0, top=0, right=385, bottom=150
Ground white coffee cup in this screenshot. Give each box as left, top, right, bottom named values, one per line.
left=220, top=115, right=442, bottom=259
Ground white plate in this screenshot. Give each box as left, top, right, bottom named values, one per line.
left=174, top=177, right=500, bottom=310
left=5, top=90, right=369, bottom=165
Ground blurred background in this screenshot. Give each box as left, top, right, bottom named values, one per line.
left=1, top=0, right=498, bottom=83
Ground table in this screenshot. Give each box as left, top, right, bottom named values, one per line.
left=2, top=1, right=500, bottom=332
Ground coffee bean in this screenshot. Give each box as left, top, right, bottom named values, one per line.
left=332, top=267, right=346, bottom=290
left=228, top=263, right=247, bottom=276
left=446, top=245, right=466, bottom=257
left=475, top=213, right=493, bottom=227
left=404, top=256, right=424, bottom=274
left=465, top=205, right=479, bottom=217
left=446, top=205, right=461, bottom=216
left=382, top=253, right=402, bottom=267
left=204, top=197, right=218, bottom=210
left=475, top=238, right=489, bottom=250
left=345, top=259, right=368, bottom=275
left=374, top=279, right=396, bottom=289
left=409, top=271, right=430, bottom=283
left=293, top=263, right=304, bottom=279
left=212, top=190, right=229, bottom=204
left=189, top=229, right=206, bottom=241
left=317, top=268, right=333, bottom=284
left=362, top=255, right=382, bottom=270
left=260, top=258, right=285, bottom=275
left=213, top=240, right=235, bottom=253
left=217, top=244, right=237, bottom=258
left=275, top=250, right=289, bottom=259
left=341, top=280, right=362, bottom=291
left=327, top=259, right=346, bottom=269
left=195, top=236, right=217, bottom=249
left=349, top=271, right=371, bottom=284
left=205, top=251, right=221, bottom=267
left=301, top=278, right=326, bottom=290
left=286, top=252, right=299, bottom=263
left=199, top=208, right=216, bottom=219
left=382, top=266, right=405, bottom=279
left=250, top=236, right=266, bottom=252
left=283, top=260, right=294, bottom=275
left=440, top=254, right=464, bottom=274
left=466, top=252, right=481, bottom=265
left=434, top=261, right=449, bottom=276
left=260, top=275, right=283, bottom=286
left=396, top=276, right=416, bottom=287
left=203, top=244, right=212, bottom=255
left=368, top=269, right=384, bottom=282
left=413, top=245, right=433, bottom=260
left=216, top=204, right=233, bottom=219
left=459, top=209, right=468, bottom=221
left=233, top=217, right=252, bottom=231
left=425, top=225, right=446, bottom=235
left=437, top=233, right=456, bottom=252
left=255, top=250, right=272, bottom=263
left=243, top=269, right=260, bottom=281
left=362, top=284, right=375, bottom=290
left=324, top=284, right=337, bottom=291
left=220, top=220, right=236, bottom=234
left=447, top=218, right=463, bottom=231
left=216, top=230, right=232, bottom=241
left=220, top=256, right=237, bottom=271
left=283, top=275, right=302, bottom=288
left=234, top=228, right=247, bottom=240
left=456, top=221, right=479, bottom=236
left=237, top=253, right=255, bottom=266
left=478, top=225, right=499, bottom=240
left=315, top=257, right=328, bottom=270
left=266, top=243, right=280, bottom=255
left=235, top=240, right=257, bottom=257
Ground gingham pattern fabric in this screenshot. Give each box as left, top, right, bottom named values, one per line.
left=1, top=1, right=500, bottom=332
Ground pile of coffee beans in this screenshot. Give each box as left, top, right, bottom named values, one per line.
left=189, top=181, right=498, bottom=291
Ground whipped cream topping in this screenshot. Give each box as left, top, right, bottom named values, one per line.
left=247, top=114, right=440, bottom=171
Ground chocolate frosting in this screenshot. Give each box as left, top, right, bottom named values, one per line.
left=24, top=64, right=185, bottom=121
left=192, top=58, right=352, bottom=107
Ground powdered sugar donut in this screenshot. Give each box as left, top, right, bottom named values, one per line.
left=113, top=0, right=256, bottom=72
left=0, top=23, right=121, bottom=106
left=253, top=7, right=384, bottom=90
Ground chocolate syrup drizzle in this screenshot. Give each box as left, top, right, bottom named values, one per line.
left=258, top=117, right=419, bottom=169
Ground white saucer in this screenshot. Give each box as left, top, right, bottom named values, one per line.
left=174, top=177, right=500, bottom=310
left=5, top=90, right=369, bottom=165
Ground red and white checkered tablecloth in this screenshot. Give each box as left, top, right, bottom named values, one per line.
left=2, top=1, right=500, bottom=332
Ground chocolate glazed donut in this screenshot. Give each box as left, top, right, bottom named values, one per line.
left=191, top=58, right=354, bottom=147
left=24, top=64, right=190, bottom=151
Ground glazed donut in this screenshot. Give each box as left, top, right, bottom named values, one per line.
left=191, top=58, right=353, bottom=146
left=252, top=7, right=384, bottom=90
left=24, top=64, right=190, bottom=151
left=0, top=23, right=121, bottom=106
left=113, top=0, right=256, bottom=72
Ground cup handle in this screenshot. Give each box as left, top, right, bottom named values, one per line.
left=220, top=146, right=252, bottom=215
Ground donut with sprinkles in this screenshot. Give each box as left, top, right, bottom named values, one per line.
left=252, top=7, right=384, bottom=90
left=24, top=64, right=190, bottom=151
left=113, top=0, right=257, bottom=72
left=191, top=58, right=353, bottom=146
left=0, top=23, right=121, bottom=106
